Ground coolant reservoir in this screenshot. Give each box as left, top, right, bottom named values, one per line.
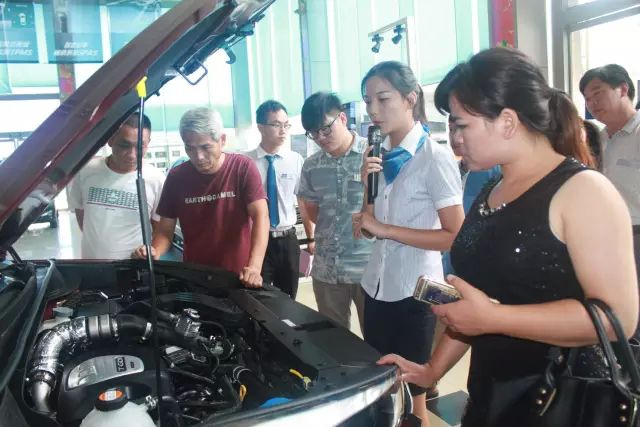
left=80, top=388, right=155, bottom=427
left=37, top=307, right=74, bottom=334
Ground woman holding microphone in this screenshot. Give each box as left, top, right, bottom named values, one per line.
left=352, top=61, right=464, bottom=424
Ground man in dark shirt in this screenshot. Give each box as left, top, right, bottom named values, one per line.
left=132, top=108, right=269, bottom=287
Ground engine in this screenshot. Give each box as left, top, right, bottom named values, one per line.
left=26, top=291, right=310, bottom=426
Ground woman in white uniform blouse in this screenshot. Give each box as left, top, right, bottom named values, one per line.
left=353, top=61, right=464, bottom=425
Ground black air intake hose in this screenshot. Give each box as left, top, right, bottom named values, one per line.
left=115, top=314, right=196, bottom=349
left=120, top=301, right=176, bottom=324
left=116, top=313, right=151, bottom=338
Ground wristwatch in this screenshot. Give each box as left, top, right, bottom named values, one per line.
left=306, top=237, right=315, bottom=243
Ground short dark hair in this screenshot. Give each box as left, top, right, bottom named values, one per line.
left=301, top=92, right=343, bottom=132
left=256, top=100, right=288, bottom=125
left=123, top=113, right=151, bottom=131
left=579, top=64, right=635, bottom=101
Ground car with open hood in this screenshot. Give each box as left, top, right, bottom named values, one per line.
left=0, top=1, right=409, bottom=426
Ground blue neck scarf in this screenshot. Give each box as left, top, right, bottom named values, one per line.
left=382, top=124, right=430, bottom=184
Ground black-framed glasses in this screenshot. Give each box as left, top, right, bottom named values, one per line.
left=305, top=113, right=340, bottom=140
left=265, top=122, right=292, bottom=131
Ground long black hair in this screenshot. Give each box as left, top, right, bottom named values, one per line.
left=583, top=120, right=602, bottom=170
left=434, top=48, right=594, bottom=167
left=361, top=61, right=428, bottom=125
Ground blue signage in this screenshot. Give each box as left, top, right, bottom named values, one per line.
left=0, top=1, right=39, bottom=63
left=42, top=0, right=103, bottom=63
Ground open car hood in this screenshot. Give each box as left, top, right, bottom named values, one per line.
left=0, top=0, right=275, bottom=254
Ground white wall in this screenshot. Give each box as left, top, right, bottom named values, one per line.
left=515, top=0, right=551, bottom=83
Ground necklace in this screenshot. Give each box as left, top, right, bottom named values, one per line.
left=478, top=200, right=507, bottom=217
left=477, top=176, right=506, bottom=217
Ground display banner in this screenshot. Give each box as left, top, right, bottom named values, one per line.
left=42, top=0, right=102, bottom=63
left=0, top=1, right=39, bottom=63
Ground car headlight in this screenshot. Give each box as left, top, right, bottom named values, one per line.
left=244, top=370, right=405, bottom=427
left=389, top=380, right=412, bottom=427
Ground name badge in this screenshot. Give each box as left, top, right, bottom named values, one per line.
left=280, top=173, right=295, bottom=179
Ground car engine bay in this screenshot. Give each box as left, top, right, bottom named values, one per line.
left=0, top=261, right=403, bottom=427
left=27, top=289, right=317, bottom=426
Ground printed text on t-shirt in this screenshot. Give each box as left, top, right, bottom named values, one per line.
left=88, top=187, right=138, bottom=211
left=185, top=191, right=236, bottom=204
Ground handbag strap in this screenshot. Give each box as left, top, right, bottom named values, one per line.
left=585, top=298, right=640, bottom=393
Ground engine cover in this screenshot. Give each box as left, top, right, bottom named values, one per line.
left=56, top=345, right=170, bottom=425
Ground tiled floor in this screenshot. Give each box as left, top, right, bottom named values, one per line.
left=13, top=210, right=471, bottom=426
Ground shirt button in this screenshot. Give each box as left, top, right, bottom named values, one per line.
left=335, top=236, right=339, bottom=241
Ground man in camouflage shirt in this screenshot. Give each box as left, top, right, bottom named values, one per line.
left=298, top=92, right=373, bottom=330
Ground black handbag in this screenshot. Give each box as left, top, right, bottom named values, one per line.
left=520, top=298, right=640, bottom=427
left=479, top=299, right=640, bottom=427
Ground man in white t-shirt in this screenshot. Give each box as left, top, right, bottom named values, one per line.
left=69, top=113, right=165, bottom=259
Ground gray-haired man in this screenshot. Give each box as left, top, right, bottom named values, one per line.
left=132, top=108, right=269, bottom=288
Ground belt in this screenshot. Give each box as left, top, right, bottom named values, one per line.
left=270, top=227, right=296, bottom=239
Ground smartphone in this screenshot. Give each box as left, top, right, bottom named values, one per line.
left=413, top=276, right=461, bottom=306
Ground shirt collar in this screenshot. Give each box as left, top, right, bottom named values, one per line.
left=622, top=110, right=640, bottom=134
left=382, top=122, right=423, bottom=155
left=256, top=144, right=281, bottom=159
left=322, top=131, right=365, bottom=158
left=603, top=110, right=640, bottom=139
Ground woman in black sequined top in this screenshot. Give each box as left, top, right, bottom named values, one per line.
left=378, top=48, right=639, bottom=426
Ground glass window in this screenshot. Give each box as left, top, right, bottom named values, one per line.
left=246, top=1, right=304, bottom=115
left=567, top=0, right=598, bottom=6
left=0, top=99, right=59, bottom=133
left=8, top=64, right=58, bottom=88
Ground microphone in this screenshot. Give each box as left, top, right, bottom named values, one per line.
left=367, top=125, right=382, bottom=204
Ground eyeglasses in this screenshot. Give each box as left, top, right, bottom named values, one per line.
left=264, top=122, right=292, bottom=131
left=305, top=113, right=341, bottom=140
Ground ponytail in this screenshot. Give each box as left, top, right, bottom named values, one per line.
left=414, top=86, right=428, bottom=125
left=548, top=90, right=595, bottom=168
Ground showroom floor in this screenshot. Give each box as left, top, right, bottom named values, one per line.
left=13, top=211, right=469, bottom=427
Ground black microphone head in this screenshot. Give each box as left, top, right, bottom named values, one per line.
left=368, top=125, right=382, bottom=145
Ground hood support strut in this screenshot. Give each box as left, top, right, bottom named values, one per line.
left=134, top=77, right=166, bottom=425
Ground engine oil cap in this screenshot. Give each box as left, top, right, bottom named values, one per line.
left=95, top=388, right=128, bottom=412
